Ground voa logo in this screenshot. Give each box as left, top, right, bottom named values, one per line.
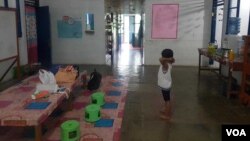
left=226, top=129, right=246, bottom=136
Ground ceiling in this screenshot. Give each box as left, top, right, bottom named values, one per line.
left=105, top=0, right=144, bottom=14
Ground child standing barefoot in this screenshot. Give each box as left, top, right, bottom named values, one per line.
left=158, top=49, right=175, bottom=120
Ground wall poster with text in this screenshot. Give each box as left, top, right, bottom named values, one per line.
left=151, top=4, right=179, bottom=39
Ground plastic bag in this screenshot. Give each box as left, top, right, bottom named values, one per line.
left=39, top=69, right=56, bottom=84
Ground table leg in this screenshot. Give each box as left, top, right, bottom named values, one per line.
left=227, top=67, right=232, bottom=99
left=35, top=125, right=42, bottom=141
left=198, top=53, right=201, bottom=75
left=219, top=63, right=222, bottom=75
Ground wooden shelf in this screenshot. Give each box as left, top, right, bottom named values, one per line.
left=105, top=25, right=112, bottom=29
left=246, top=80, right=250, bottom=86
left=240, top=35, right=250, bottom=105
left=105, top=22, right=113, bottom=56
left=85, top=30, right=94, bottom=33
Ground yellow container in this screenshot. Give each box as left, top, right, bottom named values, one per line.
left=208, top=46, right=216, bottom=55
left=229, top=49, right=235, bottom=61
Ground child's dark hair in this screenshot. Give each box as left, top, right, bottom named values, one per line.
left=161, top=49, right=173, bottom=58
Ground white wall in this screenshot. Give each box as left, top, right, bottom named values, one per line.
left=40, top=0, right=106, bottom=65
left=143, top=0, right=211, bottom=66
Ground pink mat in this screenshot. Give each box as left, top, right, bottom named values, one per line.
left=44, top=76, right=128, bottom=141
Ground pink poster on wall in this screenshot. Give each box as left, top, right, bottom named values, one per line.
left=151, top=4, right=179, bottom=39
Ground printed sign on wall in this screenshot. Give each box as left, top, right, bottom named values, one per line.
left=57, top=16, right=82, bottom=38
left=151, top=4, right=179, bottom=39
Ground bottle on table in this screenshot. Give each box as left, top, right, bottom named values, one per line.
left=229, top=49, right=235, bottom=61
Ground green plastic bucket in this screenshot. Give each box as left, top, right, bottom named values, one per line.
left=91, top=92, right=105, bottom=106
left=60, top=120, right=80, bottom=141
left=85, top=104, right=101, bottom=122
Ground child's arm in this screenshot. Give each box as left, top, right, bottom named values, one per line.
left=159, top=58, right=169, bottom=71
left=159, top=57, right=175, bottom=64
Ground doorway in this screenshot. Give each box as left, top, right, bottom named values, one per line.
left=114, top=14, right=143, bottom=66
left=215, top=4, right=223, bottom=48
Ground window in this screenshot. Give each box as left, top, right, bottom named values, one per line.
left=226, top=0, right=241, bottom=35
left=0, top=0, right=5, bottom=7
left=1, top=0, right=22, bottom=37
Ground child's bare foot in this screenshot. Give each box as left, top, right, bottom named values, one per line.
left=160, top=114, right=170, bottom=120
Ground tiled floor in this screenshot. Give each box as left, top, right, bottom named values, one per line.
left=113, top=43, right=143, bottom=66
left=1, top=55, right=250, bottom=140
left=117, top=65, right=250, bottom=141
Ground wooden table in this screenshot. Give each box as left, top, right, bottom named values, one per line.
left=0, top=74, right=79, bottom=141
left=198, top=48, right=243, bottom=98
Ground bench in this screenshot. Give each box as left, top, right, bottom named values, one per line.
left=0, top=74, right=79, bottom=141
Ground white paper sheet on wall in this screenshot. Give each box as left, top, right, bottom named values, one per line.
left=0, top=9, right=18, bottom=60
